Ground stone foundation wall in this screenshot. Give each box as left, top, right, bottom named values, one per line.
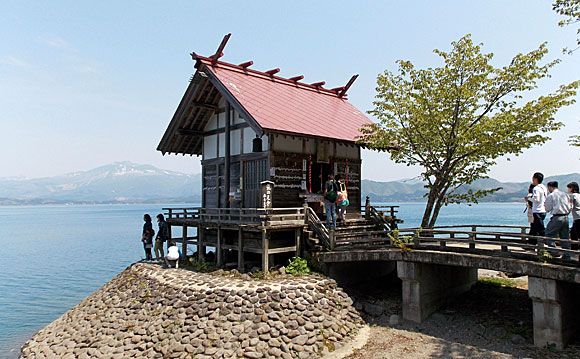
left=20, top=263, right=363, bottom=359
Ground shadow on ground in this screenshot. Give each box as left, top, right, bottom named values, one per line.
left=342, top=274, right=580, bottom=358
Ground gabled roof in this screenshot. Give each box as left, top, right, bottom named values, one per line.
left=158, top=38, right=373, bottom=156
left=196, top=55, right=373, bottom=142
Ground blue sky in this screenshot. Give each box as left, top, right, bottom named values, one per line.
left=1, top=1, right=579, bottom=181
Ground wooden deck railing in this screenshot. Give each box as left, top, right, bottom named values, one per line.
left=163, top=207, right=305, bottom=227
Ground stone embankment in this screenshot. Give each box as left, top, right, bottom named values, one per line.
left=20, top=263, right=363, bottom=359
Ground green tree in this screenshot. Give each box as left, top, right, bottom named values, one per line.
left=553, top=0, right=580, bottom=54
left=359, top=35, right=579, bottom=229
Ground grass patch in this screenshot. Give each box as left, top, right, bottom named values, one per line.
left=478, top=277, right=526, bottom=289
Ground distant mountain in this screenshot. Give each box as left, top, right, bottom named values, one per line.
left=0, top=162, right=201, bottom=205
left=1, top=162, right=578, bottom=205
left=362, top=173, right=580, bottom=203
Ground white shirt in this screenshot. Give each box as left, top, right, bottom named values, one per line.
left=166, top=246, right=180, bottom=260
left=570, top=193, right=580, bottom=221
left=528, top=184, right=547, bottom=213
left=545, top=189, right=572, bottom=216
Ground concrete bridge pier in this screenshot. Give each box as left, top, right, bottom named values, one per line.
left=528, top=277, right=580, bottom=349
left=397, top=261, right=477, bottom=322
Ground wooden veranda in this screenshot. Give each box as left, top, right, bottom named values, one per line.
left=164, top=206, right=306, bottom=271
left=163, top=201, right=402, bottom=271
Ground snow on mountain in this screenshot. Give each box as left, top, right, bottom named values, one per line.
left=0, top=162, right=201, bottom=204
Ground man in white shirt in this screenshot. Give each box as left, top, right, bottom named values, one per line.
left=544, top=181, right=572, bottom=258
left=524, top=172, right=547, bottom=243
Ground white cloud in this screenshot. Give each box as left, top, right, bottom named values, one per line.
left=74, top=64, right=98, bottom=74
left=0, top=56, right=30, bottom=67
left=38, top=34, right=72, bottom=50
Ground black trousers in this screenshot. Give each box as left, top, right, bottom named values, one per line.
left=143, top=243, right=153, bottom=260
left=570, top=219, right=580, bottom=250
left=528, top=212, right=546, bottom=245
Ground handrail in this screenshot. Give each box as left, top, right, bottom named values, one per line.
left=305, top=206, right=331, bottom=249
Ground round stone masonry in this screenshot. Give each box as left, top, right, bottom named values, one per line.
left=20, top=263, right=363, bottom=359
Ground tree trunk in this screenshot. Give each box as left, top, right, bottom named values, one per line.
left=421, top=188, right=439, bottom=229
left=428, top=196, right=445, bottom=228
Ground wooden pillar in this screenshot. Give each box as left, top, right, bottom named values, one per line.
left=217, top=227, right=223, bottom=267
left=182, top=225, right=188, bottom=258
left=365, top=196, right=370, bottom=220
left=295, top=228, right=301, bottom=257
left=329, top=229, right=335, bottom=251
left=238, top=227, right=244, bottom=272
left=225, top=102, right=231, bottom=208
left=262, top=229, right=269, bottom=271
left=198, top=226, right=204, bottom=261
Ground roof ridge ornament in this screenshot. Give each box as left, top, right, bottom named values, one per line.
left=210, top=33, right=231, bottom=66
left=265, top=68, right=280, bottom=76
left=337, top=74, right=358, bottom=98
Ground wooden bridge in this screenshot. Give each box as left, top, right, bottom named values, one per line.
left=311, top=221, right=580, bottom=350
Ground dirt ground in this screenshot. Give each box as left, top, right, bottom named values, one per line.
left=342, top=272, right=580, bottom=359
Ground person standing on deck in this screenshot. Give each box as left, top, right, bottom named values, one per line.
left=154, top=214, right=169, bottom=261
left=545, top=181, right=572, bottom=258
left=567, top=182, right=580, bottom=250
left=324, top=174, right=338, bottom=230
left=525, top=172, right=547, bottom=244
left=335, top=174, right=348, bottom=224
left=142, top=214, right=154, bottom=261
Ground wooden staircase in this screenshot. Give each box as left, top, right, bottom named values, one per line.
left=304, top=200, right=402, bottom=251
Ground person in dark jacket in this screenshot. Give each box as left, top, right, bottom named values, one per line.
left=155, top=214, right=170, bottom=260
left=142, top=214, right=154, bottom=261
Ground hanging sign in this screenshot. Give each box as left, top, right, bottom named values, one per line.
left=261, top=180, right=274, bottom=208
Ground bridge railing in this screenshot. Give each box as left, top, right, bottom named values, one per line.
left=331, top=223, right=580, bottom=265
left=396, top=226, right=580, bottom=262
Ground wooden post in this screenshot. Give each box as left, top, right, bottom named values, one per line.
left=295, top=228, right=301, bottom=257
left=225, top=102, right=231, bottom=208
left=498, top=234, right=508, bottom=252
left=469, top=232, right=476, bottom=250
left=238, top=227, right=244, bottom=272
left=365, top=196, right=370, bottom=220
left=182, top=225, right=188, bottom=258
left=441, top=233, right=450, bottom=248
left=217, top=227, right=223, bottom=267
left=198, top=226, right=204, bottom=261
left=329, top=229, right=335, bottom=251
left=262, top=229, right=269, bottom=271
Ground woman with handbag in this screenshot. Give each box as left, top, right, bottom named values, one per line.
left=142, top=214, right=154, bottom=261
left=335, top=175, right=349, bottom=224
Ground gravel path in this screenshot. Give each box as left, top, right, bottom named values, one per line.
left=344, top=273, right=580, bottom=359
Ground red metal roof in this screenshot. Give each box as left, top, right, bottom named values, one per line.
left=194, top=55, right=374, bottom=142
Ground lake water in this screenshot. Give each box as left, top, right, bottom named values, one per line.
left=0, top=202, right=529, bottom=358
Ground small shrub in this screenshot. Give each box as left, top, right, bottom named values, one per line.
left=538, top=250, right=553, bottom=263
left=286, top=256, right=310, bottom=275
left=388, top=228, right=419, bottom=252
left=187, top=257, right=211, bottom=272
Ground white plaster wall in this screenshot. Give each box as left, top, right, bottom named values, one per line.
left=204, top=134, right=217, bottom=159
left=243, top=127, right=255, bottom=154
left=205, top=114, right=218, bottom=131
left=218, top=133, right=225, bottom=157
left=262, top=134, right=269, bottom=152
left=231, top=129, right=242, bottom=156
